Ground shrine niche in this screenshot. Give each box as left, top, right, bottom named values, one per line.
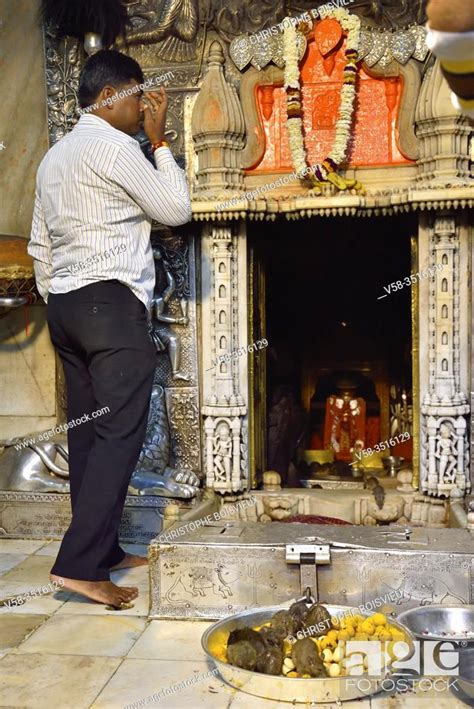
left=24, top=0, right=474, bottom=515
left=239, top=19, right=419, bottom=175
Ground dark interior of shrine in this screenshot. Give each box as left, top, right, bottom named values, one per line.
left=250, top=213, right=418, bottom=485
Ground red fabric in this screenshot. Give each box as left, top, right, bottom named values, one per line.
left=280, top=514, right=351, bottom=525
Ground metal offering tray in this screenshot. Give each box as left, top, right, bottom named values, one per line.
left=397, top=604, right=474, bottom=642
left=202, top=603, right=415, bottom=704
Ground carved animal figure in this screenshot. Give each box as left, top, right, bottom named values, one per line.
left=0, top=386, right=199, bottom=499
left=0, top=441, right=70, bottom=493
left=385, top=574, right=466, bottom=606
left=165, top=563, right=239, bottom=603
left=121, top=0, right=199, bottom=61
left=131, top=384, right=200, bottom=497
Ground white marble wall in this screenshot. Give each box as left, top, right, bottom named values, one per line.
left=0, top=308, right=56, bottom=440
left=0, top=0, right=49, bottom=237
left=0, top=1, right=56, bottom=441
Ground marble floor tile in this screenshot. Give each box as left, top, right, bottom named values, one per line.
left=0, top=539, right=47, bottom=554
left=15, top=613, right=146, bottom=657
left=109, top=563, right=150, bottom=586
left=0, top=652, right=121, bottom=709
left=128, top=619, right=213, bottom=661
left=33, top=541, right=149, bottom=558
left=230, top=695, right=368, bottom=709
left=91, top=658, right=228, bottom=708
left=121, top=543, right=149, bottom=556
left=0, top=552, right=54, bottom=586
left=33, top=540, right=61, bottom=556
left=371, top=684, right=467, bottom=707
left=0, top=552, right=28, bottom=575
left=55, top=582, right=150, bottom=617
left=0, top=580, right=72, bottom=615
left=0, top=613, right=49, bottom=653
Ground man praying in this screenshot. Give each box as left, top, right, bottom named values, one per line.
left=27, top=50, right=191, bottom=607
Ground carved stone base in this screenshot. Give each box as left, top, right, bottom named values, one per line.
left=0, top=491, right=198, bottom=543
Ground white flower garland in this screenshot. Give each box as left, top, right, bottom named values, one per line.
left=283, top=8, right=362, bottom=191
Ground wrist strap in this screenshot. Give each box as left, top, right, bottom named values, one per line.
left=151, top=140, right=170, bottom=151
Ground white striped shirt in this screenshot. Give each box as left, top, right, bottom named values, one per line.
left=27, top=114, right=192, bottom=312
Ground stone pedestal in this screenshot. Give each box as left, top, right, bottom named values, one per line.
left=0, top=491, right=198, bottom=544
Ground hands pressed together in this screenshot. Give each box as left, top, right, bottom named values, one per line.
left=141, top=86, right=169, bottom=144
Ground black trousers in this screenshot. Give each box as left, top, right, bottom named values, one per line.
left=47, top=280, right=156, bottom=581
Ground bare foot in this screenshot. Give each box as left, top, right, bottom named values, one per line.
left=50, top=573, right=138, bottom=607
left=110, top=553, right=148, bottom=571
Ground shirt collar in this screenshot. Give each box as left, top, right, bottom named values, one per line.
left=75, top=114, right=137, bottom=144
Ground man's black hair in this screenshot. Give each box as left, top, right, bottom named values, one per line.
left=78, top=50, right=144, bottom=109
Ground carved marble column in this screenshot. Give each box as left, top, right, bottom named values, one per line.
left=420, top=214, right=471, bottom=498
left=201, top=224, right=248, bottom=494
left=415, top=60, right=472, bottom=185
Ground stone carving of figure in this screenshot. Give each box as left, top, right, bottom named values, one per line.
left=267, top=386, right=306, bottom=480
left=213, top=422, right=232, bottom=482
left=390, top=386, right=412, bottom=437
left=120, top=0, right=199, bottom=62
left=131, top=384, right=200, bottom=497
left=324, top=391, right=366, bottom=462
left=435, top=422, right=458, bottom=484
left=149, top=246, right=190, bottom=381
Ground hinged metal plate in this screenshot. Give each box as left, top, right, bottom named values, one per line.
left=286, top=543, right=331, bottom=564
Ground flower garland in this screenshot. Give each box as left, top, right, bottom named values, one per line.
left=283, top=9, right=363, bottom=192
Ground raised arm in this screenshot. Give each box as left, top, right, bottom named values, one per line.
left=111, top=140, right=192, bottom=226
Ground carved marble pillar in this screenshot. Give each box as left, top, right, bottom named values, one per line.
left=201, top=224, right=248, bottom=494
left=420, top=214, right=471, bottom=498
left=415, top=60, right=472, bottom=185
left=191, top=41, right=246, bottom=198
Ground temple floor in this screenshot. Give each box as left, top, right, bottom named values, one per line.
left=0, top=538, right=467, bottom=708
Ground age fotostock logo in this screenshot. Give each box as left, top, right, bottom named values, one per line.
left=344, top=639, right=461, bottom=677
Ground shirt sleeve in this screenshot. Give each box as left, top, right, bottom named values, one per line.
left=27, top=187, right=53, bottom=303
left=426, top=27, right=474, bottom=118
left=110, top=141, right=192, bottom=227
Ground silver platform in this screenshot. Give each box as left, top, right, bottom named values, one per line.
left=0, top=490, right=196, bottom=543
left=149, top=522, right=474, bottom=619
